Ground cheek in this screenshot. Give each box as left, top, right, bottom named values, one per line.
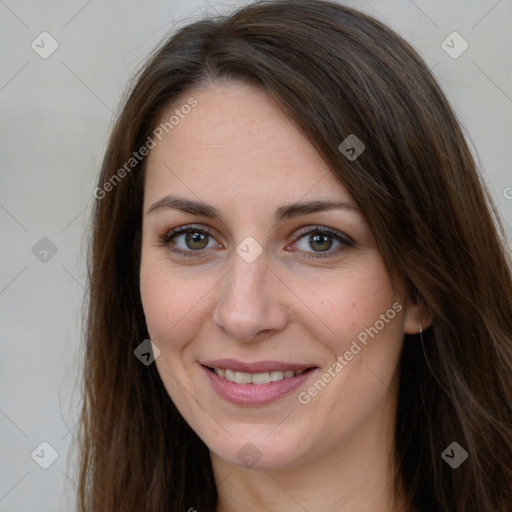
left=139, top=253, right=205, bottom=344
left=295, top=260, right=400, bottom=351
left=299, top=265, right=404, bottom=430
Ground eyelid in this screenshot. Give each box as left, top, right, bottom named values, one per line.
left=158, top=223, right=353, bottom=258
left=159, top=224, right=218, bottom=247
left=292, top=225, right=354, bottom=246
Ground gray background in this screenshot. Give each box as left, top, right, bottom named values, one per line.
left=1, top=0, right=511, bottom=510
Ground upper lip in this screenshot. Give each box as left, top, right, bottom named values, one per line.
left=201, top=359, right=317, bottom=373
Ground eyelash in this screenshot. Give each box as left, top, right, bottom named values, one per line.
left=157, top=224, right=353, bottom=259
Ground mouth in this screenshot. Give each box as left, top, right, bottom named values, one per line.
left=200, top=360, right=319, bottom=405
left=204, top=366, right=313, bottom=384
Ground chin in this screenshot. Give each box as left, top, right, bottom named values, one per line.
left=208, top=429, right=315, bottom=471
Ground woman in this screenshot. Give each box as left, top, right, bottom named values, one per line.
left=76, top=1, right=512, bottom=511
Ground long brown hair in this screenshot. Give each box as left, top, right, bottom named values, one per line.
left=75, top=1, right=512, bottom=510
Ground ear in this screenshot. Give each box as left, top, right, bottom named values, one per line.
left=403, top=288, right=433, bottom=335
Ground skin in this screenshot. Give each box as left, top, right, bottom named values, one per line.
left=139, top=81, right=430, bottom=512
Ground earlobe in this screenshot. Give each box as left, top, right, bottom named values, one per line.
left=403, top=293, right=433, bottom=335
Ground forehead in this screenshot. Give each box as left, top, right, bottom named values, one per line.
left=144, top=82, right=352, bottom=209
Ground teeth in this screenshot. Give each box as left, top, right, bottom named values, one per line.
left=235, top=371, right=252, bottom=384
left=251, top=372, right=271, bottom=384
left=213, top=367, right=306, bottom=384
left=225, top=369, right=236, bottom=382
left=270, top=371, right=284, bottom=381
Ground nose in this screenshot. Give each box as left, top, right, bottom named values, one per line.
left=212, top=248, right=289, bottom=342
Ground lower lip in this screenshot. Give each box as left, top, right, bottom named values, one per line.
left=202, top=366, right=318, bottom=406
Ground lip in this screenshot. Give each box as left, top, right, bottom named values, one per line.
left=201, top=363, right=319, bottom=406
left=201, top=358, right=316, bottom=373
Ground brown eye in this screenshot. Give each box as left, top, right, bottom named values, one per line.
left=308, top=233, right=333, bottom=252
left=184, top=231, right=209, bottom=250
left=292, top=227, right=353, bottom=259
left=160, top=225, right=221, bottom=256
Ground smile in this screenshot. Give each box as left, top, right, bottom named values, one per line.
left=209, top=367, right=305, bottom=384
left=201, top=362, right=319, bottom=405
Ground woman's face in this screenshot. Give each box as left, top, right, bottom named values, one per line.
left=140, top=81, right=420, bottom=471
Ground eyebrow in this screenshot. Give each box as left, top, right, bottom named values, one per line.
left=147, top=195, right=360, bottom=221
